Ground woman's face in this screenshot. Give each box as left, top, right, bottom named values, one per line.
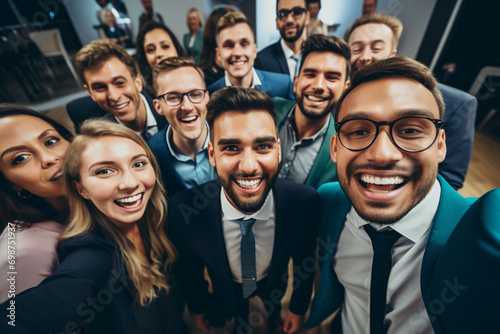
left=143, top=28, right=178, bottom=68
left=187, top=12, right=200, bottom=32
left=0, top=115, right=69, bottom=200
left=76, top=136, right=156, bottom=231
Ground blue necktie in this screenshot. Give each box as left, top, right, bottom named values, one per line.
left=364, top=224, right=401, bottom=334
left=238, top=218, right=257, bottom=299
left=291, top=55, right=301, bottom=78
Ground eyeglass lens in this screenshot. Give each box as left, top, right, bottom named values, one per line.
left=164, top=90, right=205, bottom=106
left=277, top=7, right=306, bottom=20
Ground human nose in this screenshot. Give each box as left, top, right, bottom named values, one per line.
left=365, top=127, right=403, bottom=165
left=359, top=47, right=373, bottom=63
left=107, top=85, right=121, bottom=101
left=311, top=74, right=326, bottom=91
left=41, top=150, right=60, bottom=168
left=118, top=169, right=139, bottom=190
left=239, top=149, right=258, bottom=174
left=179, top=94, right=193, bottom=110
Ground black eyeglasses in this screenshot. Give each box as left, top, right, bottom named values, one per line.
left=335, top=116, right=444, bottom=153
left=156, top=89, right=207, bottom=106
left=277, top=7, right=307, bottom=20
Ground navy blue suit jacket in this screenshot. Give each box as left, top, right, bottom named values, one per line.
left=147, top=126, right=188, bottom=197
left=66, top=90, right=167, bottom=136
left=207, top=68, right=294, bottom=100
left=438, top=83, right=477, bottom=190
left=169, top=179, right=319, bottom=325
left=255, top=40, right=290, bottom=76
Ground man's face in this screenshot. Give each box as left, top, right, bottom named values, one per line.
left=153, top=67, right=208, bottom=145
left=208, top=110, right=281, bottom=214
left=276, top=0, right=310, bottom=43
left=308, top=2, right=320, bottom=20
left=84, top=56, right=144, bottom=129
left=348, top=23, right=396, bottom=75
left=294, top=51, right=349, bottom=119
left=216, top=23, right=257, bottom=83
left=331, top=77, right=446, bottom=225
left=363, top=0, right=377, bottom=15
left=141, top=0, right=153, bottom=12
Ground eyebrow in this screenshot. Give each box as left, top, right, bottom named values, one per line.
left=217, top=137, right=277, bottom=146
left=87, top=154, right=148, bottom=170
left=1, top=129, right=57, bottom=160
left=339, top=108, right=437, bottom=122
left=89, top=76, right=127, bottom=87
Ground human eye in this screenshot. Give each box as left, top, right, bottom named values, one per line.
left=133, top=160, right=148, bottom=168
left=166, top=94, right=181, bottom=104
left=12, top=154, right=30, bottom=166
left=223, top=41, right=234, bottom=49
left=95, top=168, right=113, bottom=175
left=326, top=75, right=340, bottom=82
left=222, top=145, right=239, bottom=152
left=161, top=44, right=171, bottom=50
left=342, top=121, right=374, bottom=139
left=256, top=143, right=272, bottom=150
left=92, top=84, right=106, bottom=92
left=189, top=90, right=203, bottom=99
left=394, top=119, right=429, bottom=138
left=115, top=80, right=126, bottom=87
left=45, top=137, right=61, bottom=146
left=145, top=46, right=155, bottom=54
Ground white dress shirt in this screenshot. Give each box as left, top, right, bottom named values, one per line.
left=334, top=179, right=441, bottom=334
left=280, top=39, right=300, bottom=79
left=224, top=67, right=262, bottom=89
left=114, top=93, right=159, bottom=138
left=221, top=189, right=275, bottom=283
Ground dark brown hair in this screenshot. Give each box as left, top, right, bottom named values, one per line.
left=344, top=12, right=403, bottom=49
left=152, top=57, right=205, bottom=96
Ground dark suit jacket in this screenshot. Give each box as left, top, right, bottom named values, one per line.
left=255, top=40, right=289, bottom=76
left=438, top=83, right=477, bottom=190
left=274, top=97, right=337, bottom=188
left=305, top=175, right=500, bottom=333
left=147, top=126, right=188, bottom=197
left=207, top=68, right=294, bottom=100
left=169, top=179, right=319, bottom=325
left=66, top=90, right=167, bottom=136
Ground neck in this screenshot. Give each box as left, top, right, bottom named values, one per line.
left=284, top=38, right=303, bottom=56
left=190, top=28, right=198, bottom=36
left=122, top=223, right=146, bottom=255
left=228, top=70, right=253, bottom=88
left=294, top=104, right=329, bottom=140
left=125, top=97, right=147, bottom=132
left=45, top=196, right=69, bottom=221
left=171, top=123, right=208, bottom=160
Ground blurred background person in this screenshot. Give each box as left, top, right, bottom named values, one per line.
left=198, top=6, right=236, bottom=87
left=136, top=21, right=187, bottom=93
left=307, top=0, right=327, bottom=36
left=139, top=0, right=164, bottom=30
left=0, top=104, right=73, bottom=301
left=362, top=0, right=377, bottom=15
left=183, top=8, right=204, bottom=65
left=103, top=9, right=132, bottom=48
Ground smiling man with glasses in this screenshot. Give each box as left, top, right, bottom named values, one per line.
left=148, top=56, right=216, bottom=196
left=255, top=0, right=310, bottom=80
left=305, top=56, right=500, bottom=334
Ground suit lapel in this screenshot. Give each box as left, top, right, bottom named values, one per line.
left=267, top=182, right=287, bottom=289
left=274, top=41, right=290, bottom=74
left=306, top=115, right=337, bottom=188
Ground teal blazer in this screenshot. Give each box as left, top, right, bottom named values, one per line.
left=273, top=97, right=337, bottom=189
left=305, top=175, right=500, bottom=332
left=183, top=29, right=203, bottom=65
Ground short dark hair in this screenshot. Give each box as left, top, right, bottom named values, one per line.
left=75, top=40, right=137, bottom=85
left=334, top=56, right=445, bottom=121
left=135, top=21, right=187, bottom=90
left=0, top=104, right=73, bottom=228
left=216, top=11, right=254, bottom=44
left=307, top=0, right=321, bottom=8
left=153, top=57, right=205, bottom=96
left=344, top=13, right=403, bottom=49
left=276, top=0, right=308, bottom=12
left=299, top=34, right=351, bottom=80
left=206, top=87, right=276, bottom=141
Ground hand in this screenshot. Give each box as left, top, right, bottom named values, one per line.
left=283, top=311, right=304, bottom=333
left=191, top=313, right=211, bottom=332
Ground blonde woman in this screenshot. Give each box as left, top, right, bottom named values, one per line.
left=0, top=120, right=183, bottom=333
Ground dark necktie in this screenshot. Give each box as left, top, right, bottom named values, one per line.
left=363, top=224, right=401, bottom=334
left=238, top=218, right=257, bottom=299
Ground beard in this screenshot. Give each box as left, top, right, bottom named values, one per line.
left=296, top=92, right=336, bottom=119
left=281, top=23, right=305, bottom=43
left=220, top=171, right=278, bottom=214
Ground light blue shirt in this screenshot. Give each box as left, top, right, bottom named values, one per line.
left=165, top=122, right=217, bottom=189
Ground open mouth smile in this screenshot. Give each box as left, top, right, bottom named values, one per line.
left=50, top=170, right=63, bottom=181
left=306, top=94, right=329, bottom=103
left=179, top=115, right=198, bottom=123
left=110, top=102, right=129, bottom=110
left=234, top=178, right=262, bottom=189
left=357, top=174, right=407, bottom=193
left=114, top=193, right=143, bottom=208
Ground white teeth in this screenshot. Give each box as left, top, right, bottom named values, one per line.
left=306, top=95, right=326, bottom=102
left=235, top=179, right=261, bottom=189
left=116, top=193, right=142, bottom=203
left=51, top=171, right=62, bottom=180
left=361, top=175, right=404, bottom=185
left=111, top=102, right=129, bottom=109
left=180, top=116, right=197, bottom=122
left=232, top=61, right=245, bottom=66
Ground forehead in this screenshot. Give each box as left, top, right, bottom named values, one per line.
left=217, top=23, right=254, bottom=44
left=349, top=23, right=393, bottom=45
left=144, top=28, right=172, bottom=44
left=278, top=0, right=306, bottom=10
left=212, top=110, right=276, bottom=139
left=84, top=56, right=134, bottom=84
left=0, top=115, right=54, bottom=146
left=301, top=51, right=347, bottom=75
left=81, top=136, right=145, bottom=163
left=156, top=67, right=205, bottom=93
left=339, top=77, right=439, bottom=121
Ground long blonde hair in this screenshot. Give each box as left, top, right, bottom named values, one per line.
left=62, top=119, right=177, bottom=306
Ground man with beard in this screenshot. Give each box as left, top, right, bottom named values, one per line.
left=344, top=13, right=477, bottom=189
left=169, top=87, right=319, bottom=334
left=275, top=34, right=350, bottom=188
left=255, top=0, right=310, bottom=80
left=304, top=57, right=500, bottom=333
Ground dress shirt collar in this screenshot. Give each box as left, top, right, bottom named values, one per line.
left=224, top=67, right=262, bottom=88
left=165, top=121, right=210, bottom=160
left=220, top=188, right=274, bottom=222
left=347, top=179, right=441, bottom=243
left=114, top=93, right=158, bottom=136
left=286, top=107, right=330, bottom=142
left=280, top=38, right=295, bottom=58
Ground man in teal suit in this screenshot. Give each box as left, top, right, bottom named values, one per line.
left=274, top=34, right=350, bottom=189
left=305, top=56, right=500, bottom=333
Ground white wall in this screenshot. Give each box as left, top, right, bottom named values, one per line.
left=65, top=0, right=103, bottom=46
left=256, top=0, right=437, bottom=58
